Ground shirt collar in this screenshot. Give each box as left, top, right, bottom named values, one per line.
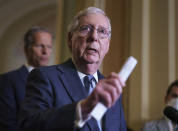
left=71, top=58, right=98, bottom=82
left=78, top=71, right=98, bottom=82
left=25, top=63, right=35, bottom=72
left=77, top=71, right=98, bottom=87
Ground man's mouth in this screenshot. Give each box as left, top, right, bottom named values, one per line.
left=41, top=57, right=49, bottom=61
left=86, top=47, right=98, bottom=53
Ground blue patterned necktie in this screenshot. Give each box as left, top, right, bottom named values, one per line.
left=83, top=75, right=102, bottom=131
left=83, top=75, right=95, bottom=95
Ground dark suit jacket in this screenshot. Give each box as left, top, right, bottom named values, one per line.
left=0, top=65, right=28, bottom=131
left=19, top=59, right=127, bottom=131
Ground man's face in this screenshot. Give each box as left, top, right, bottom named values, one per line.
left=165, top=86, right=178, bottom=103
left=26, top=32, right=52, bottom=67
left=68, top=13, right=110, bottom=66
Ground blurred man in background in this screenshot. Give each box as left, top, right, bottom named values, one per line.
left=143, top=80, right=178, bottom=131
left=0, top=26, right=53, bottom=131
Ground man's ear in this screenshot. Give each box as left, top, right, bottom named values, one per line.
left=105, top=39, right=111, bottom=53
left=67, top=32, right=72, bottom=51
left=24, top=46, right=30, bottom=57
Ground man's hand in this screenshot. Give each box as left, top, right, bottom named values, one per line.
left=81, top=72, right=125, bottom=119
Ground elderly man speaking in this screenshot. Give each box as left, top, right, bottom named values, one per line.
left=19, top=7, right=127, bottom=131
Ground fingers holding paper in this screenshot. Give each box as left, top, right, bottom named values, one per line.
left=81, top=72, right=125, bottom=117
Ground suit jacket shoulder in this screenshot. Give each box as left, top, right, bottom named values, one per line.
left=0, top=65, right=28, bottom=103
left=142, top=117, right=169, bottom=131
left=0, top=65, right=28, bottom=131
left=0, top=65, right=28, bottom=90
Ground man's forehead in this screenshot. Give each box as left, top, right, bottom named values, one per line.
left=79, top=13, right=109, bottom=27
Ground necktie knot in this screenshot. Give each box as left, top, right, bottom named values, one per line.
left=83, top=75, right=95, bottom=95
left=84, top=75, right=94, bottom=83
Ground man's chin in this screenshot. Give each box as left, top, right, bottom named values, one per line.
left=39, top=62, right=48, bottom=66
left=83, top=58, right=99, bottom=64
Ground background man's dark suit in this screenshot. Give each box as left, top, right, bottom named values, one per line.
left=0, top=65, right=28, bottom=131
left=0, top=26, right=53, bottom=131
left=19, top=59, right=126, bottom=131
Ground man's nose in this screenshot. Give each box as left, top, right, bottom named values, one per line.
left=87, top=29, right=98, bottom=42
left=42, top=46, right=48, bottom=54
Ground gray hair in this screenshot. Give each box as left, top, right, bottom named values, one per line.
left=24, top=26, right=52, bottom=51
left=67, top=7, right=111, bottom=37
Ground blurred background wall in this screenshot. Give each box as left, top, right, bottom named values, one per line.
left=0, top=0, right=177, bottom=130
left=0, top=0, right=58, bottom=73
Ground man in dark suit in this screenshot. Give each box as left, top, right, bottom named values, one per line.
left=0, top=26, right=53, bottom=131
left=19, top=7, right=127, bottom=131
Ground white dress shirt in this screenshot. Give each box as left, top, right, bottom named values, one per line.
left=25, top=63, right=35, bottom=72
left=75, top=71, right=102, bottom=131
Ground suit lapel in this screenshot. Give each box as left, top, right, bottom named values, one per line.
left=57, top=60, right=106, bottom=130
left=18, top=65, right=29, bottom=84
left=57, top=59, right=87, bottom=102
left=97, top=71, right=105, bottom=80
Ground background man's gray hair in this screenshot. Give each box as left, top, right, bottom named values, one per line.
left=67, top=7, right=111, bottom=37
left=24, top=26, right=52, bottom=51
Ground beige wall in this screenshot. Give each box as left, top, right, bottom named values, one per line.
left=103, top=0, right=126, bottom=75
left=176, top=0, right=178, bottom=79
left=125, top=0, right=177, bottom=130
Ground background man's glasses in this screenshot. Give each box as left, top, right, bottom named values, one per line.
left=78, top=25, right=111, bottom=39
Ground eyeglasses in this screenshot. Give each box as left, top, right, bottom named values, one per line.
left=77, top=24, right=111, bottom=39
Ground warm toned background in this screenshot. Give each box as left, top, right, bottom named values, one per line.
left=0, top=0, right=178, bottom=130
